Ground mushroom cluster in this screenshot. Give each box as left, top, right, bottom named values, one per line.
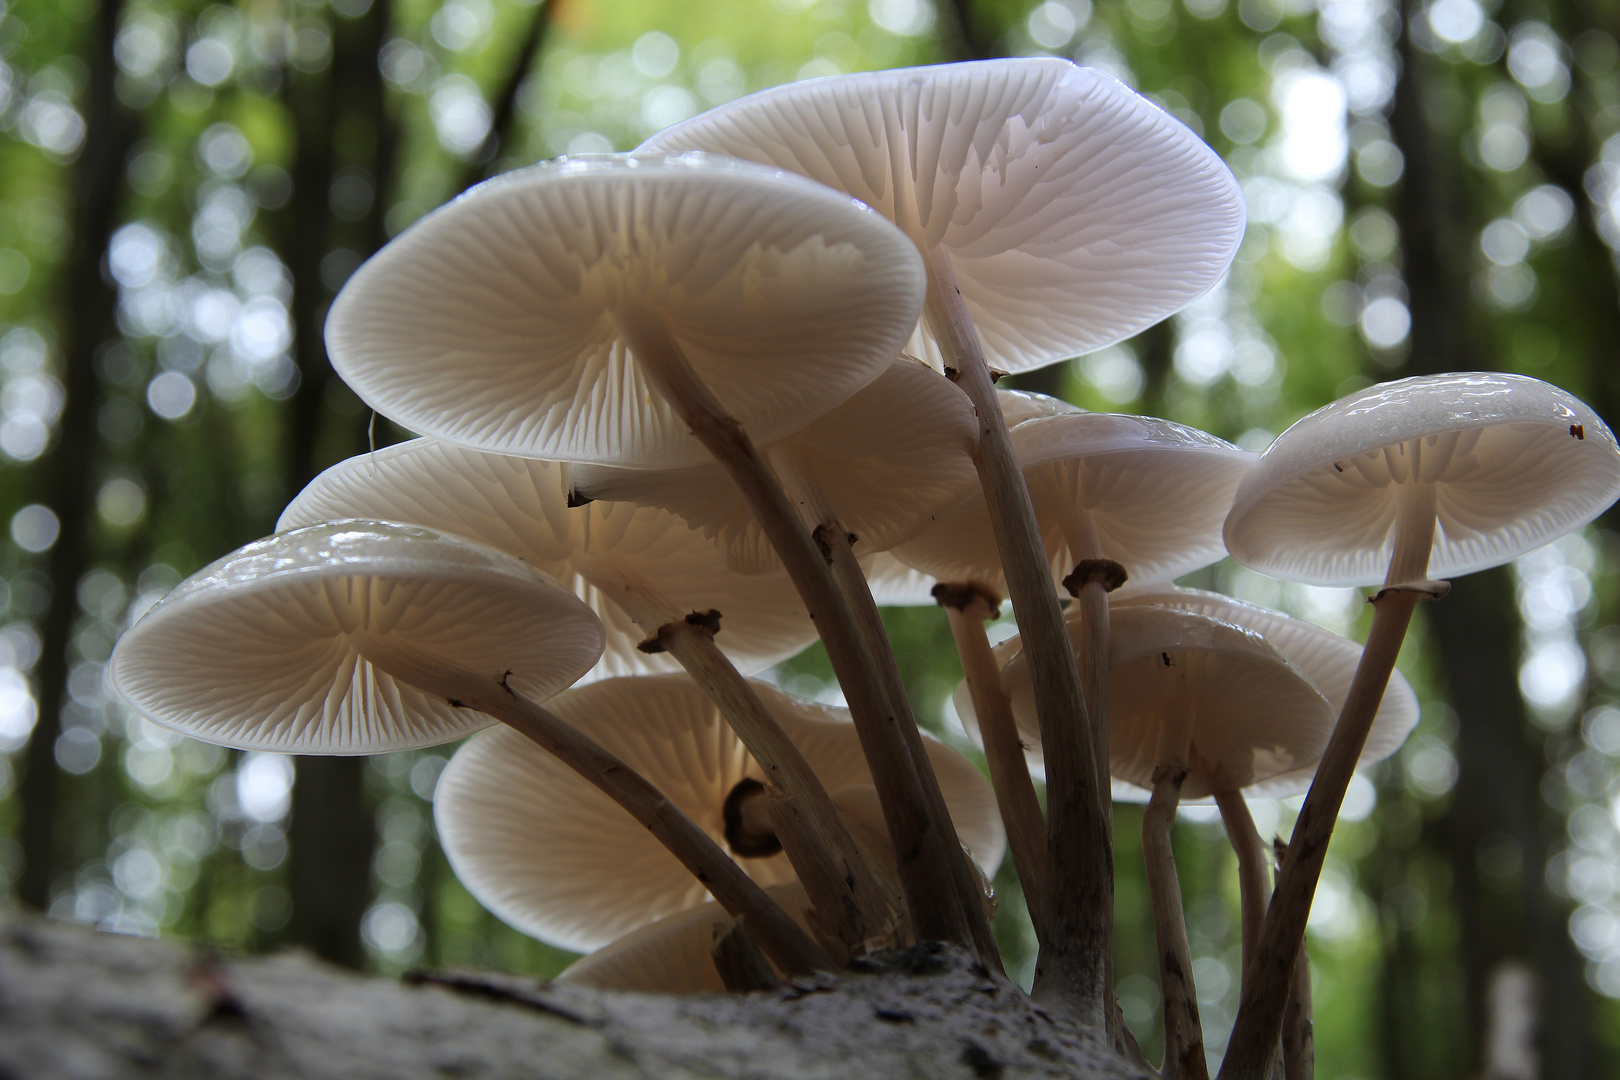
left=107, top=57, right=1620, bottom=1080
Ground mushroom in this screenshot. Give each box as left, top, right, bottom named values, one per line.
left=108, top=520, right=829, bottom=977
left=984, top=605, right=1333, bottom=1078
left=1220, top=372, right=1620, bottom=1072
left=279, top=439, right=893, bottom=955
left=570, top=357, right=978, bottom=576
left=558, top=884, right=814, bottom=995
left=324, top=150, right=989, bottom=957
left=646, top=62, right=1246, bottom=1007
left=433, top=674, right=1002, bottom=953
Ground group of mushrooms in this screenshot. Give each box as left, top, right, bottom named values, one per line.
left=106, top=58, right=1620, bottom=1079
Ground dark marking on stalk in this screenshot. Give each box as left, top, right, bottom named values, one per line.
left=1161, top=652, right=1172, bottom=667
left=565, top=489, right=594, bottom=507
left=943, top=366, right=961, bottom=382
left=685, top=609, right=722, bottom=635
left=1333, top=462, right=1344, bottom=472
left=931, top=581, right=1003, bottom=616
left=989, top=369, right=1009, bottom=383
left=1572, top=424, right=1586, bottom=439
left=1061, top=558, right=1127, bottom=596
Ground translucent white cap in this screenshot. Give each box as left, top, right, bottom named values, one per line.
left=108, top=521, right=604, bottom=754
left=644, top=59, right=1243, bottom=373
left=434, top=674, right=1002, bottom=952
left=279, top=439, right=818, bottom=679
left=1225, top=373, right=1620, bottom=585
left=969, top=605, right=1332, bottom=800
left=1112, top=587, right=1420, bottom=798
left=327, top=153, right=925, bottom=469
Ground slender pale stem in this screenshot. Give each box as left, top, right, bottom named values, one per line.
left=920, top=244, right=1110, bottom=1022
left=351, top=633, right=831, bottom=979
left=712, top=915, right=783, bottom=992
left=939, top=587, right=1050, bottom=938
left=1220, top=483, right=1437, bottom=1079
left=1144, top=765, right=1208, bottom=1080
left=654, top=618, right=899, bottom=955
left=1276, top=840, right=1314, bottom=1080
left=1214, top=787, right=1269, bottom=992
left=617, top=306, right=974, bottom=951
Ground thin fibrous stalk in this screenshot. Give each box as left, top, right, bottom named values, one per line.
left=653, top=618, right=897, bottom=956
left=1213, top=787, right=1269, bottom=992
left=617, top=307, right=975, bottom=951
left=819, top=526, right=1001, bottom=970
left=1144, top=765, right=1208, bottom=1080
left=1276, top=840, right=1314, bottom=1080
left=920, top=245, right=1111, bottom=1023
left=1220, top=483, right=1437, bottom=1079
left=352, top=633, right=832, bottom=979
left=711, top=915, right=784, bottom=993
left=938, top=586, right=1050, bottom=938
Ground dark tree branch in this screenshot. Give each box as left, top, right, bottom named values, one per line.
left=457, top=0, right=554, bottom=194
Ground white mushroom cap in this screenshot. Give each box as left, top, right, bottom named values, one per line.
left=643, top=59, right=1244, bottom=373
left=862, top=552, right=943, bottom=607
left=434, top=674, right=1002, bottom=952
left=569, top=359, right=977, bottom=573
left=968, top=605, right=1332, bottom=800
left=558, top=883, right=813, bottom=994
left=327, top=153, right=926, bottom=469
left=894, top=412, right=1254, bottom=593
left=1225, top=372, right=1620, bottom=585
left=1112, top=586, right=1420, bottom=798
left=108, top=521, right=604, bottom=754
left=278, top=439, right=817, bottom=678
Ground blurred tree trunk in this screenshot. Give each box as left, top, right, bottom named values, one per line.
left=273, top=0, right=398, bottom=968
left=1384, top=2, right=1598, bottom=1074
left=16, top=0, right=137, bottom=910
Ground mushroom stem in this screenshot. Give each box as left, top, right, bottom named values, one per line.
left=818, top=525, right=1002, bottom=970
left=1055, top=500, right=1120, bottom=827
left=937, top=584, right=1050, bottom=938
left=1275, top=839, right=1314, bottom=1080
left=1213, top=787, right=1269, bottom=993
left=920, top=244, right=1111, bottom=1023
left=350, top=633, right=833, bottom=979
left=651, top=617, right=898, bottom=956
left=767, top=442, right=998, bottom=965
left=618, top=306, right=979, bottom=953
left=1144, top=765, right=1208, bottom=1080
left=1220, top=486, right=1437, bottom=1079
left=712, top=915, right=785, bottom=993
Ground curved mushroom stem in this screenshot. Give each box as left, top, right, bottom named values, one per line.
left=350, top=633, right=833, bottom=980
left=936, top=583, right=1050, bottom=938
left=1275, top=839, right=1314, bottom=1080
left=1220, top=483, right=1438, bottom=1079
left=920, top=244, right=1111, bottom=1023
left=1213, top=787, right=1269, bottom=993
left=617, top=306, right=981, bottom=955
left=646, top=616, right=899, bottom=957
left=1144, top=765, right=1208, bottom=1080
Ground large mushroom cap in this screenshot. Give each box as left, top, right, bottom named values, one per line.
left=1225, top=372, right=1620, bottom=585
left=895, top=412, right=1253, bottom=593
left=109, top=521, right=604, bottom=754
left=643, top=59, right=1244, bottom=373
left=434, top=674, right=1002, bottom=952
left=279, top=439, right=817, bottom=679
left=558, top=883, right=812, bottom=994
left=1113, top=586, right=1420, bottom=797
left=570, top=358, right=978, bottom=573
left=328, top=153, right=926, bottom=469
left=975, top=605, right=1332, bottom=800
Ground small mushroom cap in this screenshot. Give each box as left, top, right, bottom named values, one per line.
left=862, top=552, right=944, bottom=607
left=644, top=59, right=1244, bottom=373
left=109, top=521, right=604, bottom=754
left=434, top=674, right=1002, bottom=952
left=969, top=605, right=1332, bottom=800
left=558, top=883, right=812, bottom=995
left=328, top=153, right=926, bottom=469
left=278, top=439, right=817, bottom=678
left=570, top=359, right=978, bottom=573
left=1225, top=372, right=1620, bottom=585
left=1112, top=586, right=1419, bottom=798
left=895, top=413, right=1254, bottom=593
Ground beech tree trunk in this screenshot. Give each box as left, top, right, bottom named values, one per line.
left=0, top=908, right=1148, bottom=1080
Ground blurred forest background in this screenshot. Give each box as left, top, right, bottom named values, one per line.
left=0, top=0, right=1617, bottom=1074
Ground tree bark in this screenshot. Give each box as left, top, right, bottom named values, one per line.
left=0, top=908, right=1150, bottom=1080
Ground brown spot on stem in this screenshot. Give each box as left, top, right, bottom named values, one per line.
left=1572, top=424, right=1586, bottom=440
